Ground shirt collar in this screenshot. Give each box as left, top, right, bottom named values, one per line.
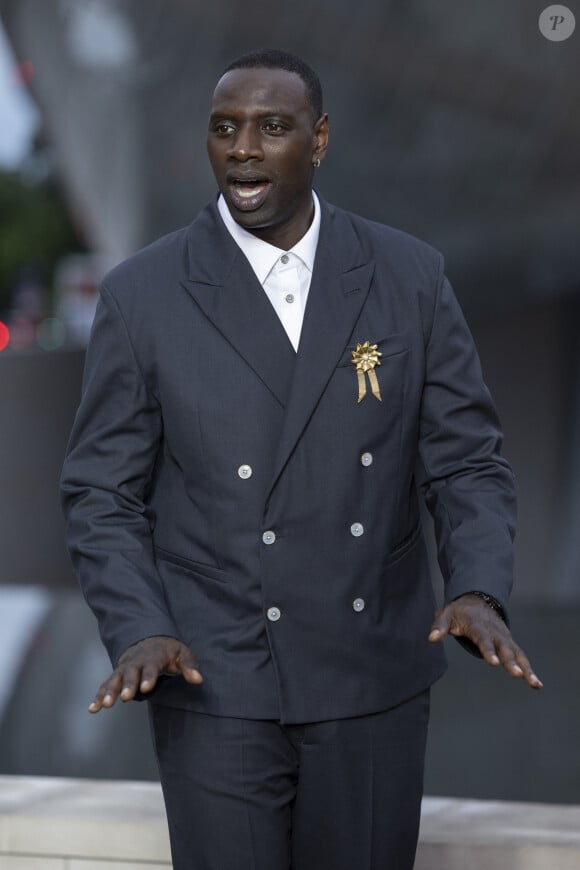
left=217, top=191, right=321, bottom=285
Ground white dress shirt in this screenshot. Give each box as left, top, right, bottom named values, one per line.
left=217, top=192, right=321, bottom=351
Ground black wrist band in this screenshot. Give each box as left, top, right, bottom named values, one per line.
left=469, top=591, right=505, bottom=620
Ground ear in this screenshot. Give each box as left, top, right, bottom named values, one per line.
left=312, top=113, right=329, bottom=165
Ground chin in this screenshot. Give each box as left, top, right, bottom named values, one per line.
left=229, top=206, right=275, bottom=231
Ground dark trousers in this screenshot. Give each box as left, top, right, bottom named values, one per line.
left=149, top=689, right=430, bottom=870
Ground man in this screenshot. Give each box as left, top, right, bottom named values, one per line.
left=61, top=49, right=542, bottom=870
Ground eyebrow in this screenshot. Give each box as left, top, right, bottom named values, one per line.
left=209, top=108, right=296, bottom=121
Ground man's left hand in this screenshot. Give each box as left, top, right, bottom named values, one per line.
left=429, top=594, right=543, bottom=690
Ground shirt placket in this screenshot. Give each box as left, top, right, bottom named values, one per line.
left=276, top=257, right=302, bottom=350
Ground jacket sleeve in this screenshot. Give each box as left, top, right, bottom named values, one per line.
left=416, top=257, right=517, bottom=619
left=60, top=283, right=179, bottom=666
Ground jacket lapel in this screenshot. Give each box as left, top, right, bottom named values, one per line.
left=181, top=200, right=296, bottom=408
left=268, top=199, right=375, bottom=495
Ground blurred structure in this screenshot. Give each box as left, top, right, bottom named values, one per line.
left=0, top=586, right=157, bottom=779
left=1, top=0, right=578, bottom=598
left=0, top=0, right=578, bottom=797
left=54, top=253, right=107, bottom=345
left=0, top=1, right=578, bottom=308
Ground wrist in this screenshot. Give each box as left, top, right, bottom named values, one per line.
left=462, top=591, right=506, bottom=621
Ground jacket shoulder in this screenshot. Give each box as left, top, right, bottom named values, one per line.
left=335, top=205, right=444, bottom=282
left=100, top=224, right=191, bottom=303
left=324, top=203, right=447, bottom=345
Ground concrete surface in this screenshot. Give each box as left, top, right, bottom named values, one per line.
left=0, top=775, right=170, bottom=867
left=416, top=796, right=580, bottom=870
left=1, top=776, right=580, bottom=869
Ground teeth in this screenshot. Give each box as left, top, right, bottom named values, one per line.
left=237, top=185, right=263, bottom=198
left=231, top=181, right=267, bottom=198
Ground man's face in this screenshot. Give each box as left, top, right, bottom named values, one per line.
left=207, top=67, right=328, bottom=249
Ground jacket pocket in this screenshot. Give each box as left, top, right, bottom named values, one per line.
left=336, top=332, right=409, bottom=368
left=154, top=546, right=227, bottom=583
left=385, top=522, right=422, bottom=567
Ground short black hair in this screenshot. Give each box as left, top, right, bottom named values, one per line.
left=222, top=49, right=323, bottom=120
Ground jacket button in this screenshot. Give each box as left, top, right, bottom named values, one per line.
left=353, top=598, right=365, bottom=612
left=350, top=522, right=364, bottom=537
left=361, top=452, right=373, bottom=466
left=262, top=530, right=277, bottom=545
left=238, top=464, right=253, bottom=479
left=267, top=606, right=281, bottom=621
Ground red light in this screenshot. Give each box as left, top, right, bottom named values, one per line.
left=13, top=60, right=35, bottom=86
left=0, top=322, right=10, bottom=352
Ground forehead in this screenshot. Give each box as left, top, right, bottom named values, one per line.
left=210, top=67, right=310, bottom=116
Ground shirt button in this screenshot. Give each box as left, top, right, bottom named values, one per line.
left=237, top=464, right=253, bottom=479
left=267, top=606, right=281, bottom=621
left=361, top=452, right=373, bottom=467
left=280, top=254, right=290, bottom=264
left=285, top=293, right=295, bottom=304
left=262, top=530, right=277, bottom=545
left=350, top=522, right=364, bottom=537
left=353, top=598, right=365, bottom=612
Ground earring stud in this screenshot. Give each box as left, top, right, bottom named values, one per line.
left=313, top=158, right=321, bottom=168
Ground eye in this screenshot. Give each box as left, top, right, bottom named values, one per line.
left=262, top=121, right=286, bottom=135
left=213, top=122, right=235, bottom=135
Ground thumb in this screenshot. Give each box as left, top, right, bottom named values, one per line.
left=429, top=608, right=452, bottom=643
left=176, top=645, right=203, bottom=683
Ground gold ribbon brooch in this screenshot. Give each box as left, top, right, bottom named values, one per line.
left=351, top=341, right=382, bottom=403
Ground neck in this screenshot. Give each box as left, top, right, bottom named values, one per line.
left=246, top=194, right=315, bottom=250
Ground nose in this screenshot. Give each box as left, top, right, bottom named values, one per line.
left=228, top=123, right=263, bottom=161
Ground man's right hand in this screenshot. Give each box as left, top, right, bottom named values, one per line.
left=88, top=635, right=203, bottom=713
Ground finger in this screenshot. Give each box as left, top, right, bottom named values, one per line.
left=138, top=661, right=164, bottom=694
left=89, top=697, right=104, bottom=713
left=429, top=608, right=453, bottom=642
left=470, top=630, right=501, bottom=666
left=516, top=654, right=543, bottom=689
left=492, top=637, right=541, bottom=686
left=176, top=648, right=203, bottom=683
left=118, top=664, right=144, bottom=701
left=492, top=634, right=527, bottom=676
left=89, top=671, right=123, bottom=713
left=500, top=645, right=544, bottom=689
left=523, top=670, right=544, bottom=690
left=181, top=667, right=203, bottom=684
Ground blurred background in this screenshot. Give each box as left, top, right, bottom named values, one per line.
left=0, top=0, right=578, bottom=801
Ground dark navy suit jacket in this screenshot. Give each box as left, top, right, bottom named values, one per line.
left=61, top=195, right=516, bottom=724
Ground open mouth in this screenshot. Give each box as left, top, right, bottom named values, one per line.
left=227, top=177, right=271, bottom=212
